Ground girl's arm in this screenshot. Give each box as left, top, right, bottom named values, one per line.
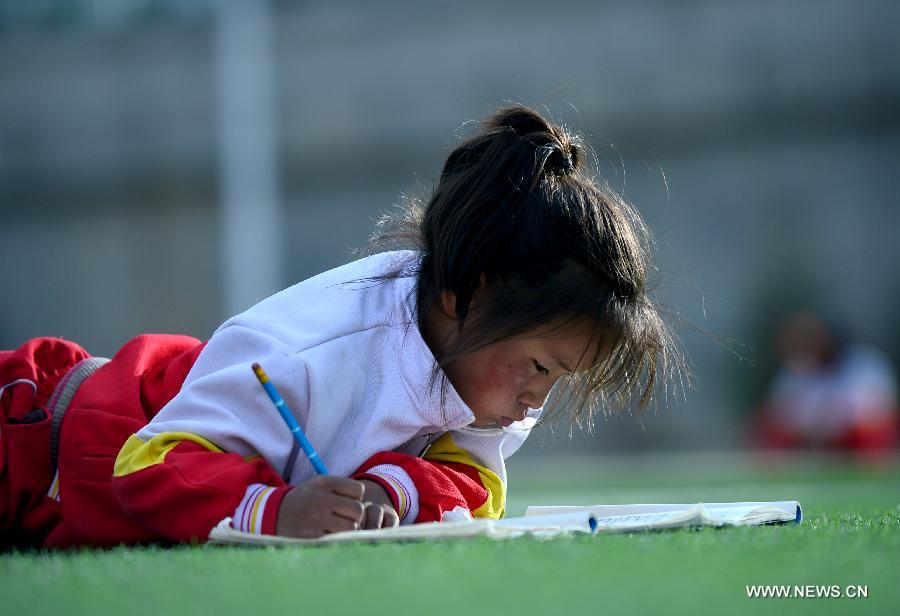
left=111, top=433, right=293, bottom=541
left=352, top=432, right=505, bottom=524
left=110, top=325, right=311, bottom=542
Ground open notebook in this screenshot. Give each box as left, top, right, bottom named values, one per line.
left=208, top=500, right=802, bottom=546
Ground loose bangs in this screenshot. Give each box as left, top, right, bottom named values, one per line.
left=541, top=296, right=685, bottom=428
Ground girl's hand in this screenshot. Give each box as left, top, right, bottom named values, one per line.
left=276, top=475, right=368, bottom=538
left=359, top=479, right=400, bottom=530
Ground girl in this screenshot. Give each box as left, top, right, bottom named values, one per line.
left=0, top=105, right=679, bottom=548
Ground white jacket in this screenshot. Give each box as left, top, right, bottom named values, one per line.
left=139, top=251, right=538, bottom=516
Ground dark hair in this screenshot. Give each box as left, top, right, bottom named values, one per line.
left=371, top=105, right=685, bottom=424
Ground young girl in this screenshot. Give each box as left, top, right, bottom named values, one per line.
left=0, top=105, right=678, bottom=549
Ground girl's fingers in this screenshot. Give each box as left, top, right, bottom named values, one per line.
left=323, top=513, right=359, bottom=534
left=330, top=496, right=366, bottom=525
left=362, top=503, right=384, bottom=530
left=318, top=476, right=366, bottom=500
left=382, top=507, right=400, bottom=528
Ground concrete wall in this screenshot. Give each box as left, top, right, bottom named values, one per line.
left=1, top=0, right=897, bottom=450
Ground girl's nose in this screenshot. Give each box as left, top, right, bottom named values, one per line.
left=516, top=392, right=538, bottom=411
left=518, top=383, right=554, bottom=412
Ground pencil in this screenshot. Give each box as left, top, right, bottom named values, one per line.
left=251, top=362, right=329, bottom=475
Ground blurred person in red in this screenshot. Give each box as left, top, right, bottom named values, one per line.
left=755, top=310, right=898, bottom=458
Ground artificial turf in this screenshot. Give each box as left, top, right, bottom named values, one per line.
left=3, top=454, right=898, bottom=616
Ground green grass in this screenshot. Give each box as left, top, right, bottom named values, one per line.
left=3, top=454, right=898, bottom=616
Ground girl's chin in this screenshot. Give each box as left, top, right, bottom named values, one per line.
left=470, top=416, right=513, bottom=429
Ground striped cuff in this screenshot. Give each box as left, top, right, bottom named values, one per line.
left=356, top=464, right=419, bottom=525
left=231, top=484, right=291, bottom=535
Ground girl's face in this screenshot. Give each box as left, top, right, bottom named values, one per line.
left=442, top=322, right=597, bottom=428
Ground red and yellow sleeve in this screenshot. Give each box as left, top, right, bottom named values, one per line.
left=111, top=432, right=291, bottom=542
left=352, top=433, right=504, bottom=524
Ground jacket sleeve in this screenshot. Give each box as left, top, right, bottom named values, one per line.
left=111, top=432, right=292, bottom=542
left=352, top=432, right=505, bottom=524
left=109, top=324, right=310, bottom=543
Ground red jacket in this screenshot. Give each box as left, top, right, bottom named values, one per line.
left=0, top=335, right=501, bottom=548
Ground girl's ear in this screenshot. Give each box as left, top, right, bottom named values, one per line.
left=439, top=290, right=458, bottom=318
left=440, top=275, right=487, bottom=319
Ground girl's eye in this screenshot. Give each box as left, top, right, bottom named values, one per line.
left=533, top=360, right=550, bottom=376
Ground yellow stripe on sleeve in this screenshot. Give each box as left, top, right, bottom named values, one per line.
left=114, top=432, right=225, bottom=477
left=423, top=433, right=505, bottom=519
left=248, top=486, right=274, bottom=533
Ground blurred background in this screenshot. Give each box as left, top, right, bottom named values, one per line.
left=1, top=0, right=898, bottom=459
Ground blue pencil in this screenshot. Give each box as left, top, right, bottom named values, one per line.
left=251, top=362, right=329, bottom=475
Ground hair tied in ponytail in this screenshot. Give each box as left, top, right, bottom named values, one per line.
left=367, top=103, right=685, bottom=423
left=560, top=150, right=575, bottom=174
left=543, top=143, right=576, bottom=177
